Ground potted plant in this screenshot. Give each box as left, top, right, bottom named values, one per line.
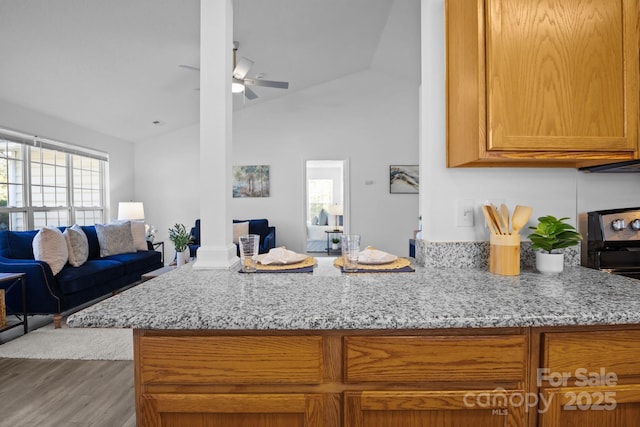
left=331, top=237, right=340, bottom=250
left=528, top=215, right=582, bottom=274
left=168, top=223, right=193, bottom=266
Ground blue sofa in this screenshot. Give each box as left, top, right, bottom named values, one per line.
left=189, top=218, right=276, bottom=257
left=0, top=225, right=162, bottom=326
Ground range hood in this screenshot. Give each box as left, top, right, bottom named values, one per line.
left=580, top=160, right=640, bottom=173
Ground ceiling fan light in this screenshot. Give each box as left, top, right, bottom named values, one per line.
left=231, top=79, right=245, bottom=93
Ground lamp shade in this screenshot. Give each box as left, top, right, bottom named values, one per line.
left=328, top=204, right=343, bottom=216
left=118, top=202, right=145, bottom=220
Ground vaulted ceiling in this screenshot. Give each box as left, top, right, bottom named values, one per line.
left=0, top=0, right=403, bottom=143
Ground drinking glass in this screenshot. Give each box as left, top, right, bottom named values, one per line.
left=341, top=234, right=360, bottom=273
left=239, top=234, right=260, bottom=272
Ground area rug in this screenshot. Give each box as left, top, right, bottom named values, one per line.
left=0, top=322, right=133, bottom=360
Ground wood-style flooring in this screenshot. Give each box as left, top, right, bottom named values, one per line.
left=0, top=358, right=135, bottom=427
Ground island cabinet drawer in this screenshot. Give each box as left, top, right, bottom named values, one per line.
left=344, top=335, right=527, bottom=383
left=543, top=330, right=640, bottom=378
left=138, top=335, right=324, bottom=385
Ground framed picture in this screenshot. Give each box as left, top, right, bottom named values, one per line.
left=233, top=165, right=270, bottom=198
left=389, top=165, right=419, bottom=194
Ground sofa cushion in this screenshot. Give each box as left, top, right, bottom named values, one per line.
left=130, top=220, right=148, bottom=251
left=0, top=230, right=38, bottom=259
left=56, top=259, right=125, bottom=295
left=95, top=221, right=136, bottom=257
left=63, top=224, right=89, bottom=267
left=102, top=250, right=162, bottom=275
left=80, top=225, right=101, bottom=260
left=247, top=219, right=270, bottom=240
left=232, top=221, right=249, bottom=244
left=318, top=209, right=328, bottom=226
left=32, top=226, right=69, bottom=275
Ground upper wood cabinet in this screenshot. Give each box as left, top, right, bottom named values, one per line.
left=446, top=0, right=639, bottom=167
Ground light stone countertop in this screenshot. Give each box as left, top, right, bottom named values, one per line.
left=67, top=258, right=640, bottom=330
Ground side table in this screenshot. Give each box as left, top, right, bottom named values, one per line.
left=325, top=230, right=343, bottom=256
left=152, top=241, right=165, bottom=264
left=0, top=272, right=28, bottom=339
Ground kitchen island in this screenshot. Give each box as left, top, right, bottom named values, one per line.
left=68, top=261, right=640, bottom=427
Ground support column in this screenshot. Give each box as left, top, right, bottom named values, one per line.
left=192, top=0, right=239, bottom=270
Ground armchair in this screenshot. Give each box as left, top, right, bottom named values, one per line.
left=188, top=218, right=276, bottom=257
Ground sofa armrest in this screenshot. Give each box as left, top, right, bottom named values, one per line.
left=262, top=227, right=276, bottom=253
left=0, top=257, right=61, bottom=314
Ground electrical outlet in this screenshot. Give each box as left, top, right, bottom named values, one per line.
left=456, top=199, right=475, bottom=227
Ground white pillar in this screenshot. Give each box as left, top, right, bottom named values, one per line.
left=193, top=0, right=239, bottom=270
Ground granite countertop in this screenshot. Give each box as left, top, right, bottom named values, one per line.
left=67, top=259, right=640, bottom=330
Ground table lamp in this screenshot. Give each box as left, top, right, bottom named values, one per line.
left=328, top=204, right=343, bottom=231
left=118, top=202, right=145, bottom=220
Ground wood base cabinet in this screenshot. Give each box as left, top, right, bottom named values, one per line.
left=345, top=390, right=525, bottom=427
left=134, top=326, right=640, bottom=426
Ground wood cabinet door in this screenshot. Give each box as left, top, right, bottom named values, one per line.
left=486, top=0, right=638, bottom=154
left=345, top=390, right=525, bottom=427
left=539, top=384, right=640, bottom=427
left=139, top=393, right=324, bottom=427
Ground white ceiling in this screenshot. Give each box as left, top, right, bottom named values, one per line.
left=0, top=0, right=396, bottom=143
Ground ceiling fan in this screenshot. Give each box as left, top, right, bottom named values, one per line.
left=179, top=41, right=289, bottom=100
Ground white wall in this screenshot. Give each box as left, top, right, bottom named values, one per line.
left=420, top=0, right=640, bottom=242
left=0, top=98, right=135, bottom=220
left=232, top=69, right=419, bottom=255
left=134, top=123, right=200, bottom=249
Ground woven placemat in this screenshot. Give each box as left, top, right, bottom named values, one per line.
left=333, top=257, right=413, bottom=271
left=256, top=256, right=316, bottom=271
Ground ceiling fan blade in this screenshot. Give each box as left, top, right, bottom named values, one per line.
left=178, top=64, right=200, bottom=72
left=244, top=78, right=289, bottom=89
left=232, top=57, right=254, bottom=80
left=244, top=86, right=258, bottom=100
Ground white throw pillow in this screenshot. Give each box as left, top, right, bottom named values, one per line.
left=232, top=221, right=249, bottom=244
left=130, top=220, right=148, bottom=251
left=95, top=221, right=136, bottom=257
left=33, top=226, right=69, bottom=275
left=63, top=224, right=89, bottom=267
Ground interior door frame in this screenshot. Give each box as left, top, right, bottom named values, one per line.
left=302, top=158, right=350, bottom=253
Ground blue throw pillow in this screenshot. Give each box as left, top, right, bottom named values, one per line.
left=318, top=209, right=328, bottom=226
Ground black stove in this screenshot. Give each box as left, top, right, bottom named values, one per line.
left=584, top=207, right=640, bottom=279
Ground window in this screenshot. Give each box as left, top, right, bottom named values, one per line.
left=0, top=128, right=108, bottom=230
left=308, top=179, right=333, bottom=221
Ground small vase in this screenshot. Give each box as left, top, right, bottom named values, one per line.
left=332, top=243, right=339, bottom=250
left=176, top=248, right=190, bottom=266
left=536, top=252, right=564, bottom=274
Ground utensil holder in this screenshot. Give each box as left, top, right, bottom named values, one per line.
left=490, top=234, right=520, bottom=276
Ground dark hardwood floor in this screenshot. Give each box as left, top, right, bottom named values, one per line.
left=0, top=358, right=135, bottom=427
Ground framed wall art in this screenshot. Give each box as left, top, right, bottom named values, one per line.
left=389, top=165, right=419, bottom=194
left=233, top=165, right=270, bottom=198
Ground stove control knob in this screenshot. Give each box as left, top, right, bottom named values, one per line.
left=631, top=219, right=640, bottom=231
left=612, top=219, right=626, bottom=231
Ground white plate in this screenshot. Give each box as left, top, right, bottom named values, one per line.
left=357, top=250, right=398, bottom=265
left=256, top=251, right=308, bottom=265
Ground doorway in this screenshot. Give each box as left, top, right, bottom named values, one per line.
left=304, top=159, right=348, bottom=254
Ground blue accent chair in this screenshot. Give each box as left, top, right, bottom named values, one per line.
left=188, top=218, right=276, bottom=258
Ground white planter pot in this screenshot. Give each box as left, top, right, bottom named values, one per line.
left=536, top=252, right=564, bottom=274
left=332, top=243, right=339, bottom=250
left=176, top=248, right=190, bottom=266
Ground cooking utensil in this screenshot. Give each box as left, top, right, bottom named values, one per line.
left=499, top=203, right=510, bottom=234
left=482, top=205, right=499, bottom=235
left=488, top=204, right=505, bottom=234
left=511, top=205, right=533, bottom=234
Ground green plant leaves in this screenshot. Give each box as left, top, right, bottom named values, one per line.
left=527, top=215, right=582, bottom=253
left=168, top=223, right=193, bottom=252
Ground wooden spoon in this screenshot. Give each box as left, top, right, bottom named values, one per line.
left=511, top=205, right=533, bottom=234
left=481, top=205, right=499, bottom=235
left=499, top=203, right=510, bottom=235
left=488, top=204, right=505, bottom=235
